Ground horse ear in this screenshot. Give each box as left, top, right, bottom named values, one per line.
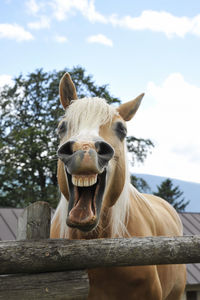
left=59, top=73, right=78, bottom=109
left=117, top=93, right=144, bottom=121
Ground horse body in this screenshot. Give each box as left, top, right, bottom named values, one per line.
left=50, top=73, right=186, bottom=299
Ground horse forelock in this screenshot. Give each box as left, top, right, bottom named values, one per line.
left=64, top=97, right=118, bottom=136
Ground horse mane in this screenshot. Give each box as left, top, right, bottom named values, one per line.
left=51, top=193, right=69, bottom=238
left=109, top=144, right=154, bottom=237
left=64, top=97, right=117, bottom=136
left=109, top=143, right=131, bottom=237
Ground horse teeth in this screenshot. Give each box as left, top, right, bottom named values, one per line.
left=72, top=176, right=78, bottom=186
left=84, top=178, right=89, bottom=186
left=72, top=175, right=97, bottom=187
left=78, top=178, right=84, bottom=187
left=90, top=176, right=97, bottom=186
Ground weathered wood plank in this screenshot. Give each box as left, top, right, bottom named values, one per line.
left=17, top=201, right=51, bottom=240
left=0, top=235, right=200, bottom=274
left=0, top=270, right=89, bottom=300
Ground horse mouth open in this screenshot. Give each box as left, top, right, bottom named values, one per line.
left=66, top=170, right=106, bottom=232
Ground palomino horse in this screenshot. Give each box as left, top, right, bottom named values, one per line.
left=51, top=73, right=186, bottom=300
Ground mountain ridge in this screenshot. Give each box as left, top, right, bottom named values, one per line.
left=134, top=173, right=200, bottom=212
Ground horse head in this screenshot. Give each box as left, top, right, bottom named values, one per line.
left=57, top=73, right=144, bottom=232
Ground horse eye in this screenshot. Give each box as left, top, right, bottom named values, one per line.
left=115, top=122, right=127, bottom=141
left=57, top=121, right=67, bottom=137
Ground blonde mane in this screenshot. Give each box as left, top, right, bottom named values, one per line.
left=109, top=143, right=131, bottom=237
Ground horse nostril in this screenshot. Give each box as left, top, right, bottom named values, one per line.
left=95, top=141, right=114, bottom=162
left=58, top=141, right=74, bottom=157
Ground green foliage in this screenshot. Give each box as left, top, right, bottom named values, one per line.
left=0, top=67, right=152, bottom=208
left=153, top=179, right=189, bottom=212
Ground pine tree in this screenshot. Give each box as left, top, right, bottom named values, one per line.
left=153, top=179, right=189, bottom=212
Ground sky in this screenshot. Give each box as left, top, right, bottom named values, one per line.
left=0, top=0, right=200, bottom=184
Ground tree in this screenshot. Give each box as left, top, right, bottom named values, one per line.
left=127, top=136, right=154, bottom=165
left=0, top=66, right=153, bottom=208
left=153, top=179, right=189, bottom=212
left=127, top=137, right=154, bottom=192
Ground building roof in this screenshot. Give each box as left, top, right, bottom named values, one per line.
left=0, top=208, right=23, bottom=241
left=179, top=213, right=200, bottom=285
left=0, top=208, right=199, bottom=285
left=179, top=213, right=200, bottom=236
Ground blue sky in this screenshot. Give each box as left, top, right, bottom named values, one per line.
left=1, top=0, right=200, bottom=183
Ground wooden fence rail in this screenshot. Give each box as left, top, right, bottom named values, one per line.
left=0, top=201, right=200, bottom=299
left=1, top=235, right=200, bottom=275
left=0, top=271, right=89, bottom=300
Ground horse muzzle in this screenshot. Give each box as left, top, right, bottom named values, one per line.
left=57, top=140, right=114, bottom=232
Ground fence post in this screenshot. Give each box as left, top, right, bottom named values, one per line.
left=0, top=201, right=89, bottom=300
left=17, top=201, right=51, bottom=240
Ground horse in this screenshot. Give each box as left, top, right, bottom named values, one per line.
left=50, top=73, right=186, bottom=300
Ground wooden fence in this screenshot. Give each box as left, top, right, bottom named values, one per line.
left=0, top=201, right=200, bottom=299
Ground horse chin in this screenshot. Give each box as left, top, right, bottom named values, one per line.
left=66, top=169, right=106, bottom=232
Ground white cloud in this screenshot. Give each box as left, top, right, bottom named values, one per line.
left=87, top=34, right=113, bottom=47
left=51, top=0, right=107, bottom=23
left=25, top=0, right=41, bottom=15
left=110, top=10, right=200, bottom=38
left=24, top=1, right=200, bottom=38
left=128, top=73, right=200, bottom=183
left=54, top=35, right=68, bottom=43
left=28, top=16, right=50, bottom=29
left=0, top=23, right=34, bottom=41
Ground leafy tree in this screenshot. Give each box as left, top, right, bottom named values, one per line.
left=0, top=66, right=153, bottom=208
left=153, top=179, right=189, bottom=212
